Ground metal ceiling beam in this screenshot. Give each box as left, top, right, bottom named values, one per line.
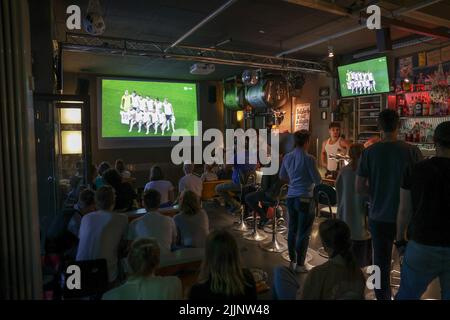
left=401, top=10, right=450, bottom=29
left=377, top=15, right=450, bottom=40
left=165, top=0, right=238, bottom=52
left=283, top=0, right=352, bottom=17
left=61, top=33, right=328, bottom=73
left=278, top=0, right=443, bottom=56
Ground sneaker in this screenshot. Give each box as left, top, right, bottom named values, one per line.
left=294, top=263, right=312, bottom=273
left=289, top=261, right=296, bottom=271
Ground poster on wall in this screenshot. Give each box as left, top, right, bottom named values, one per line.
left=294, top=100, right=311, bottom=131
left=399, top=56, right=413, bottom=79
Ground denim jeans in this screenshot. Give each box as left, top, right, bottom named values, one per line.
left=245, top=190, right=270, bottom=222
left=396, top=240, right=450, bottom=300
left=215, top=182, right=241, bottom=208
left=369, top=219, right=396, bottom=300
left=272, top=266, right=299, bottom=300
left=286, top=197, right=314, bottom=265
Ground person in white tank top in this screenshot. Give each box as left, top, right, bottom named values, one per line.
left=321, top=122, right=350, bottom=174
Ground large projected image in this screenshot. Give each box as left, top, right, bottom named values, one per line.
left=338, top=56, right=390, bottom=97
left=101, top=79, right=198, bottom=138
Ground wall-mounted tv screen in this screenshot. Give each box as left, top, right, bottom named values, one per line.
left=337, top=56, right=390, bottom=97
left=98, top=78, right=199, bottom=148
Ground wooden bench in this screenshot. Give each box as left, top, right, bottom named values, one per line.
left=125, top=206, right=181, bottom=222
left=156, top=248, right=204, bottom=297
left=201, top=179, right=232, bottom=201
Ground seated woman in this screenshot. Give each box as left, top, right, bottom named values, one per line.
left=115, top=159, right=131, bottom=179
left=174, top=190, right=209, bottom=248
left=94, top=161, right=111, bottom=190
left=103, top=168, right=137, bottom=211
left=273, top=219, right=366, bottom=300
left=189, top=229, right=257, bottom=300
left=201, top=164, right=218, bottom=182
left=336, top=143, right=371, bottom=268
left=144, top=165, right=174, bottom=208
left=102, top=238, right=182, bottom=300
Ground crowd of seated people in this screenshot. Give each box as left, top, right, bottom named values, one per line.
left=43, top=117, right=450, bottom=300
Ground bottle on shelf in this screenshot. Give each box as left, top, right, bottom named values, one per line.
left=415, top=95, right=423, bottom=116
left=422, top=96, right=430, bottom=116
left=408, top=97, right=415, bottom=116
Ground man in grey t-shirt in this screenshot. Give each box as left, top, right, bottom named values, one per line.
left=356, top=109, right=422, bottom=300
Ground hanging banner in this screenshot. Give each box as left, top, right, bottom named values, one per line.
left=293, top=100, right=311, bottom=131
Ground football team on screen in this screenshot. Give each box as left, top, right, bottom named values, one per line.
left=119, top=90, right=176, bottom=135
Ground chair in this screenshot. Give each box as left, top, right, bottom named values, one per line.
left=61, top=259, right=109, bottom=300
left=259, top=184, right=289, bottom=252
left=313, top=184, right=337, bottom=219
left=313, top=184, right=337, bottom=258
left=233, top=171, right=257, bottom=232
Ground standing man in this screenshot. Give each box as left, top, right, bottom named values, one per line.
left=163, top=98, right=175, bottom=132
left=396, top=121, right=450, bottom=300
left=356, top=109, right=422, bottom=300
left=280, top=130, right=321, bottom=273
left=120, top=90, right=132, bottom=112
left=321, top=122, right=350, bottom=178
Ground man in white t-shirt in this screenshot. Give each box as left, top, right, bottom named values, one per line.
left=128, top=189, right=177, bottom=254
left=76, top=185, right=128, bottom=283
left=178, top=163, right=203, bottom=199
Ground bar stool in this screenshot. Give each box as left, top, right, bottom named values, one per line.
left=259, top=184, right=288, bottom=252
left=313, top=184, right=337, bottom=258
left=243, top=179, right=269, bottom=242
left=233, top=172, right=257, bottom=232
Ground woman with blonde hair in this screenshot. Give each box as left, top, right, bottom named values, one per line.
left=102, top=238, right=182, bottom=300
left=173, top=190, right=209, bottom=248
left=188, top=229, right=257, bottom=300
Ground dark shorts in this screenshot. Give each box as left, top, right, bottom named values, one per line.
left=166, top=114, right=172, bottom=121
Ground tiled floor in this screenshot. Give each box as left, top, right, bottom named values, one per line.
left=204, top=201, right=441, bottom=300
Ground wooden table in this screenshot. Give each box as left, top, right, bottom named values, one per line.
left=125, top=206, right=180, bottom=222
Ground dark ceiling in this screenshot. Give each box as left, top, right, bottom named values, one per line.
left=55, top=0, right=450, bottom=80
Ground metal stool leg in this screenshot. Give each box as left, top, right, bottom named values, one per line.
left=260, top=206, right=287, bottom=252
left=243, top=209, right=267, bottom=241
left=233, top=205, right=250, bottom=232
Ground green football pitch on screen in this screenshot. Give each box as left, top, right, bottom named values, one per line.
left=338, top=56, right=390, bottom=97
left=101, top=79, right=198, bottom=138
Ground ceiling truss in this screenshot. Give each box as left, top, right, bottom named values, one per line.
left=61, top=33, right=329, bottom=74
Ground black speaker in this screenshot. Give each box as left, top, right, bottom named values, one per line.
left=208, top=85, right=216, bottom=103
left=76, top=78, right=90, bottom=95
left=376, top=27, right=392, bottom=52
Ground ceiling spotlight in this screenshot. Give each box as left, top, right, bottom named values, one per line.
left=259, top=30, right=265, bottom=34
left=328, top=45, right=334, bottom=58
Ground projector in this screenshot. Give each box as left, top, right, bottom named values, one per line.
left=190, top=63, right=215, bottom=75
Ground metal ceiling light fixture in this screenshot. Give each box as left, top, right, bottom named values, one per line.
left=328, top=45, right=334, bottom=58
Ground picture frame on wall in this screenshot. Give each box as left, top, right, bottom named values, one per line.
left=319, top=87, right=330, bottom=97
left=319, top=98, right=330, bottom=108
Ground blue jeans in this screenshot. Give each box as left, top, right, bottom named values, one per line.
left=286, top=197, right=314, bottom=265
left=216, top=182, right=241, bottom=208
left=369, top=219, right=396, bottom=300
left=273, top=266, right=299, bottom=300
left=396, top=240, right=450, bottom=300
